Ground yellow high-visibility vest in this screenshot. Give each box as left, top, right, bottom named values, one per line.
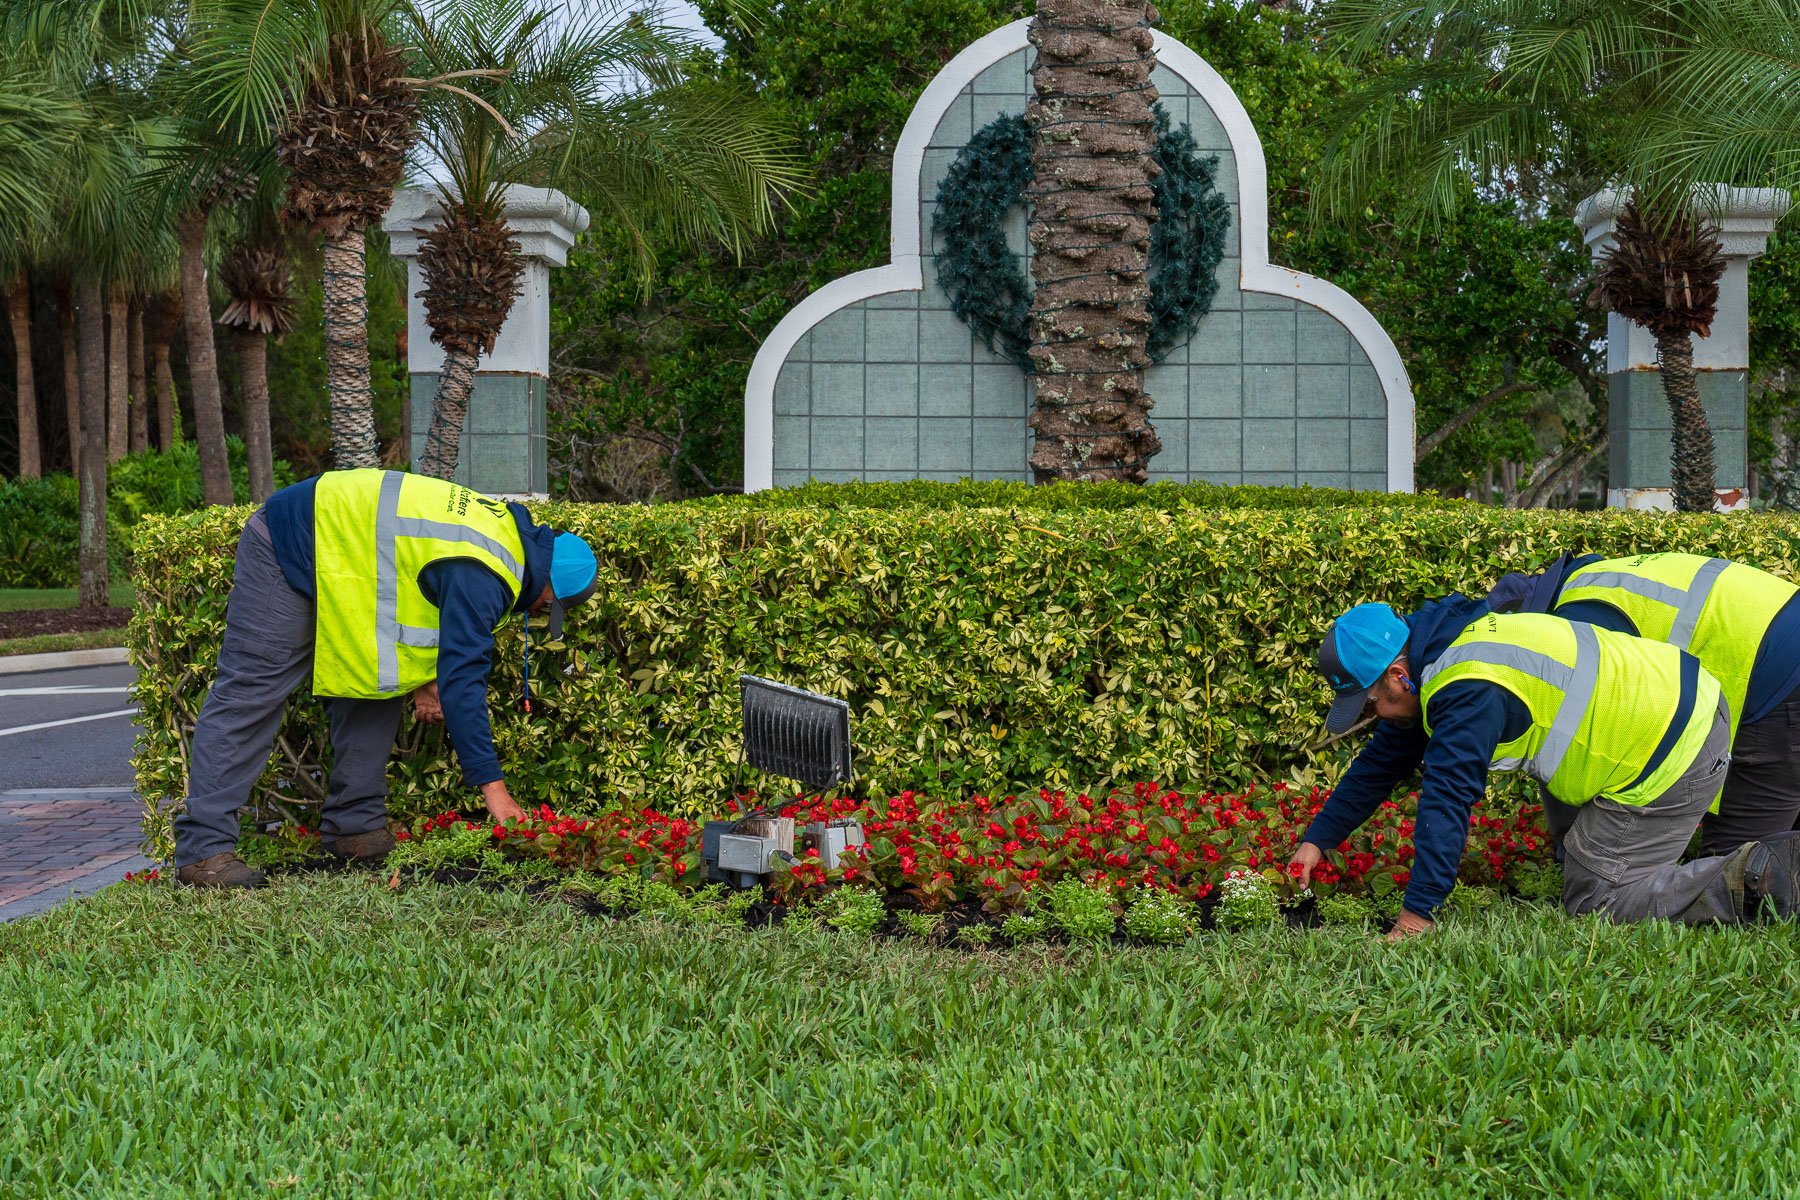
left=1556, top=552, right=1796, bottom=743
left=1421, top=612, right=1721, bottom=807
left=311, top=469, right=525, bottom=699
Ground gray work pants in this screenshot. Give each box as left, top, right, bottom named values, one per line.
left=1698, top=692, right=1800, bottom=857
left=1547, top=697, right=1749, bottom=924
left=173, top=514, right=403, bottom=867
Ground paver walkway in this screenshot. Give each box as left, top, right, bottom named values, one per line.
left=0, top=659, right=153, bottom=921
left=0, top=787, right=152, bottom=921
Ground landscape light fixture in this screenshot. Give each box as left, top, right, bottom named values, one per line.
left=701, top=676, right=864, bottom=888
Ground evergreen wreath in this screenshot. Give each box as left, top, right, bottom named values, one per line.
left=932, top=105, right=1232, bottom=372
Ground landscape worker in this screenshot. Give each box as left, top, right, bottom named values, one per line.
left=1287, top=594, right=1800, bottom=939
left=1486, top=551, right=1800, bottom=856
left=174, top=468, right=599, bottom=889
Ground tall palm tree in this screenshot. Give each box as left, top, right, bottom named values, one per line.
left=404, top=0, right=805, bottom=479
left=1315, top=0, right=1756, bottom=511
left=217, top=209, right=297, bottom=501
left=0, top=57, right=81, bottom=479
left=187, top=0, right=430, bottom=471
left=1025, top=0, right=1163, bottom=484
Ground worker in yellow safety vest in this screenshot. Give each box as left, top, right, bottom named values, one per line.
left=174, top=469, right=599, bottom=889
left=1290, top=595, right=1800, bottom=939
left=1488, top=552, right=1800, bottom=856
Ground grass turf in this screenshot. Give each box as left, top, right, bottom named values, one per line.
left=0, top=628, right=132, bottom=657
left=4, top=874, right=1798, bottom=1197
left=0, top=586, right=134, bottom=612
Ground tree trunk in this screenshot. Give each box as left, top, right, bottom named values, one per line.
left=106, top=282, right=129, bottom=463
left=237, top=327, right=276, bottom=501
left=5, top=271, right=38, bottom=478
left=75, top=278, right=109, bottom=610
left=1656, top=328, right=1716, bottom=512
left=322, top=229, right=381, bottom=469
left=1024, top=0, right=1162, bottom=483
left=59, top=290, right=80, bottom=472
left=128, top=305, right=147, bottom=454
left=153, top=294, right=177, bottom=450
left=1415, top=378, right=1530, bottom=462
left=418, top=346, right=478, bottom=480
left=178, top=209, right=234, bottom=505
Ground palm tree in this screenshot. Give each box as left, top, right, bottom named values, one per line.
left=187, top=0, right=429, bottom=471
left=0, top=57, right=81, bottom=478
left=1314, top=0, right=1754, bottom=512
left=403, top=0, right=805, bottom=479
left=217, top=208, right=297, bottom=501
left=1024, top=0, right=1163, bottom=484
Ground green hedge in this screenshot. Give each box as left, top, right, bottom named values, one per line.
left=131, top=483, right=1800, bottom=859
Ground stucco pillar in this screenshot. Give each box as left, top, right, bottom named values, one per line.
left=1576, top=187, right=1790, bottom=511
left=383, top=185, right=589, bottom=498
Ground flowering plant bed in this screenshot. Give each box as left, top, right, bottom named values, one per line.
left=352, top=782, right=1560, bottom=939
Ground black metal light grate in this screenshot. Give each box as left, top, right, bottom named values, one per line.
left=738, top=675, right=852, bottom=790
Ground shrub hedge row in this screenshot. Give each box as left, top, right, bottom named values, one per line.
left=131, top=482, right=1800, bottom=859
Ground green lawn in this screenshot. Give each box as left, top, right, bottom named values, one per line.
left=0, top=585, right=134, bottom=612
left=4, top=877, right=1798, bottom=1197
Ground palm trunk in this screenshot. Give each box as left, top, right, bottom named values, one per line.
left=322, top=230, right=380, bottom=469
left=1657, top=328, right=1715, bottom=512
left=106, top=282, right=129, bottom=463
left=153, top=295, right=177, bottom=450
left=59, top=290, right=80, bottom=472
left=237, top=327, right=275, bottom=501
left=1025, top=0, right=1162, bottom=483
left=5, top=272, right=38, bottom=478
left=75, top=278, right=109, bottom=610
left=178, top=209, right=234, bottom=505
left=418, top=347, right=478, bottom=480
left=128, top=305, right=147, bottom=454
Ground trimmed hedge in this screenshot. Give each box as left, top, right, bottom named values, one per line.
left=131, top=482, right=1800, bottom=859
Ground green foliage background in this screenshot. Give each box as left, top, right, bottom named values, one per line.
left=550, top=0, right=1772, bottom=499
left=132, top=485, right=1800, bottom=859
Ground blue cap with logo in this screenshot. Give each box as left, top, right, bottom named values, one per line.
left=1318, top=602, right=1410, bottom=734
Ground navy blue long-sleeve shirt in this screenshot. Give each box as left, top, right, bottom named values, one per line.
left=263, top=475, right=555, bottom=788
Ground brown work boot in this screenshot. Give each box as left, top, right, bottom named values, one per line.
left=325, top=828, right=396, bottom=862
left=176, top=853, right=267, bottom=890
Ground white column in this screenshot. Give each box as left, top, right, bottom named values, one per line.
left=1575, top=187, right=1790, bottom=511
left=383, top=185, right=590, bottom=497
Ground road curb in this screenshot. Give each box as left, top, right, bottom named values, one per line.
left=0, top=853, right=157, bottom=923
left=0, top=647, right=130, bottom=676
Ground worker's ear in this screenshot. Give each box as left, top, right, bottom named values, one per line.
left=1389, top=662, right=1415, bottom=694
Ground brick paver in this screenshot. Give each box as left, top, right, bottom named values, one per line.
left=0, top=789, right=151, bottom=918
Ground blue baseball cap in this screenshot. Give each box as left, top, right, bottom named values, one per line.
left=1319, top=602, right=1410, bottom=734
left=545, top=532, right=599, bottom=641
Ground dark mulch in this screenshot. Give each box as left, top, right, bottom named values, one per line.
left=0, top=606, right=131, bottom=640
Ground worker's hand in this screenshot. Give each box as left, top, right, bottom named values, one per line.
left=1287, top=841, right=1325, bottom=889
left=411, top=681, right=443, bottom=725
left=1383, top=909, right=1435, bottom=942
left=480, top=779, right=526, bottom=825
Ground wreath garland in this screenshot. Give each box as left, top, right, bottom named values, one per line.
left=932, top=104, right=1232, bottom=372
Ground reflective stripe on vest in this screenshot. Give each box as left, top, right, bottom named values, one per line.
left=1418, top=612, right=1720, bottom=806
left=1421, top=619, right=1599, bottom=779
left=372, top=471, right=524, bottom=693
left=312, top=470, right=527, bottom=699
left=1563, top=556, right=1730, bottom=652
left=1557, top=552, right=1796, bottom=742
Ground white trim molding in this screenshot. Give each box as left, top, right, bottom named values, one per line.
left=743, top=19, right=1416, bottom=492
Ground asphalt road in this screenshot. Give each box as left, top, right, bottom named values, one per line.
left=0, top=662, right=141, bottom=790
